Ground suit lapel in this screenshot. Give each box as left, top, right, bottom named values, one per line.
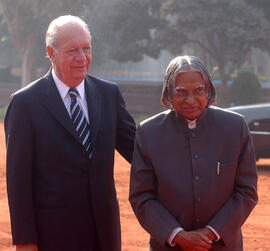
left=85, top=76, right=101, bottom=145
left=41, top=71, right=81, bottom=144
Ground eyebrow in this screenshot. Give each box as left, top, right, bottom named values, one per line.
left=175, top=84, right=205, bottom=89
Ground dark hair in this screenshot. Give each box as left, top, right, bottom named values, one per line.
left=161, top=55, right=216, bottom=108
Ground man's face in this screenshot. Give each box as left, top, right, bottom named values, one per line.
left=172, top=71, right=208, bottom=120
left=47, top=23, right=92, bottom=87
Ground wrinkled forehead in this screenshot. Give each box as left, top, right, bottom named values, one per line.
left=174, top=70, right=204, bottom=82
left=167, top=69, right=208, bottom=97
left=169, top=70, right=206, bottom=89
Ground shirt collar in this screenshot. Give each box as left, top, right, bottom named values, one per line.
left=52, top=69, right=85, bottom=100
left=186, top=119, right=197, bottom=129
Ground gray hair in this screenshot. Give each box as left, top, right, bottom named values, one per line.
left=46, top=15, right=91, bottom=48
left=161, top=55, right=216, bottom=108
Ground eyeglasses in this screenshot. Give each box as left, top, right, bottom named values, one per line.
left=174, top=84, right=207, bottom=99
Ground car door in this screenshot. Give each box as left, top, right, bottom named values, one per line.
left=249, top=118, right=270, bottom=159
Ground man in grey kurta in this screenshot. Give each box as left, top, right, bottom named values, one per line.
left=129, top=56, right=258, bottom=251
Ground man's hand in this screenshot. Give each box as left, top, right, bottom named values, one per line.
left=197, top=228, right=217, bottom=241
left=16, top=244, right=38, bottom=251
left=173, top=228, right=213, bottom=251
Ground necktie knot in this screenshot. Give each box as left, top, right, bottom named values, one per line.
left=69, top=88, right=78, bottom=101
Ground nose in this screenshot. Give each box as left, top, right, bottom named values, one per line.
left=75, top=49, right=86, bottom=61
left=185, top=93, right=196, bottom=104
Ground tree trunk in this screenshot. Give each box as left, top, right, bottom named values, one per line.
left=216, top=61, right=230, bottom=107
left=21, top=35, right=37, bottom=87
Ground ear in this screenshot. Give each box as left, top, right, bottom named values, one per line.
left=46, top=46, right=55, bottom=62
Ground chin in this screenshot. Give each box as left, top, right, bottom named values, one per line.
left=182, top=112, right=201, bottom=120
left=185, top=116, right=197, bottom=120
left=72, top=72, right=87, bottom=80
left=182, top=109, right=203, bottom=120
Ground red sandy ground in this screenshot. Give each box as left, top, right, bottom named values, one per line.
left=0, top=122, right=269, bottom=251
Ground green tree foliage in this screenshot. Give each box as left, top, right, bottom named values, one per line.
left=109, top=0, right=166, bottom=62
left=0, top=0, right=92, bottom=87
left=245, top=0, right=270, bottom=23
left=229, top=71, right=262, bottom=106
left=245, top=0, right=270, bottom=53
left=110, top=0, right=270, bottom=105
left=83, top=0, right=122, bottom=66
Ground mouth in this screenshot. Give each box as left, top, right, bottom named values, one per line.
left=72, top=66, right=86, bottom=71
left=183, top=107, right=199, bottom=112
left=73, top=65, right=86, bottom=68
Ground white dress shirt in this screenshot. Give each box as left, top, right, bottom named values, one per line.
left=52, top=69, right=89, bottom=123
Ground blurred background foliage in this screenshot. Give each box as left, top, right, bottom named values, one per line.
left=230, top=71, right=262, bottom=106
left=0, top=0, right=270, bottom=107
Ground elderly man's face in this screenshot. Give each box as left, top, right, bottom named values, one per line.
left=172, top=71, right=208, bottom=120
left=47, top=23, right=92, bottom=87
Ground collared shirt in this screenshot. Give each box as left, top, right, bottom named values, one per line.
left=52, top=69, right=89, bottom=123
left=186, top=119, right=197, bottom=129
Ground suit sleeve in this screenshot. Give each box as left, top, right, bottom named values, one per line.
left=115, top=85, right=136, bottom=163
left=4, top=95, right=38, bottom=245
left=129, top=125, right=180, bottom=247
left=208, top=118, right=258, bottom=247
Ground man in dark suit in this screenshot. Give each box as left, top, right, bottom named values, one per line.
left=5, top=15, right=135, bottom=251
left=129, top=56, right=258, bottom=251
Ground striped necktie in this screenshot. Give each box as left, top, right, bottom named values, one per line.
left=69, top=88, right=92, bottom=159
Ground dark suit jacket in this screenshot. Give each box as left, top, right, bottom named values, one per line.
left=5, top=71, right=136, bottom=251
left=129, top=107, right=258, bottom=251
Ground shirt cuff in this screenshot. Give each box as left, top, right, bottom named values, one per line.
left=167, top=227, right=184, bottom=246
left=206, top=225, right=220, bottom=241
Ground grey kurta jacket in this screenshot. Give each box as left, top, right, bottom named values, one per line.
left=129, top=106, right=258, bottom=251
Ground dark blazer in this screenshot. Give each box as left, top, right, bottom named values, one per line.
left=5, top=71, right=136, bottom=251
left=129, top=107, right=258, bottom=251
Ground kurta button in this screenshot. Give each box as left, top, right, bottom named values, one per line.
left=196, top=218, right=200, bottom=223
left=194, top=154, right=199, bottom=159
left=197, top=197, right=201, bottom=202
left=195, top=176, right=200, bottom=181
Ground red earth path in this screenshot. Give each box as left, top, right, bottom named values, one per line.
left=0, top=123, right=269, bottom=250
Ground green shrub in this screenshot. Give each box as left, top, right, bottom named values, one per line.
left=0, top=66, right=11, bottom=82
left=229, top=71, right=262, bottom=106
left=0, top=107, right=7, bottom=121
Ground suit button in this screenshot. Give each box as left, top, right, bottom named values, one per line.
left=194, top=154, right=199, bottom=159
left=191, top=133, right=196, bottom=138
left=195, top=176, right=200, bottom=181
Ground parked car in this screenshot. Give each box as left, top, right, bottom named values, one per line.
left=227, top=103, right=270, bottom=160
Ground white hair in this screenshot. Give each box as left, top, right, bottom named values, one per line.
left=46, top=15, right=91, bottom=48
left=161, top=55, right=216, bottom=108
